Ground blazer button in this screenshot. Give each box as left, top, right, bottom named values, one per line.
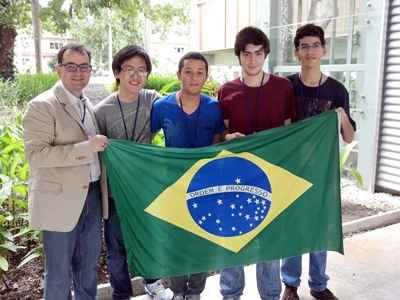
left=76, top=156, right=86, bottom=160
left=83, top=185, right=88, bottom=189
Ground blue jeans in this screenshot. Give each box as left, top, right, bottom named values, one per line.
left=220, top=261, right=281, bottom=300
left=281, top=251, right=329, bottom=291
left=43, top=182, right=102, bottom=300
left=104, top=198, right=133, bottom=300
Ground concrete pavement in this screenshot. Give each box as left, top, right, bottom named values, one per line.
left=131, top=222, right=400, bottom=300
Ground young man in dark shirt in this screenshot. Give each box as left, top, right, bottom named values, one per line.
left=218, top=26, right=297, bottom=300
left=281, top=23, right=355, bottom=300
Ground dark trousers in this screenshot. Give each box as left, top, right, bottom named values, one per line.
left=170, top=273, right=207, bottom=296
left=104, top=198, right=133, bottom=300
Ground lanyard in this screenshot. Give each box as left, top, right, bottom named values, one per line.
left=298, top=73, right=323, bottom=101
left=178, top=93, right=201, bottom=148
left=81, top=102, right=86, bottom=124
left=116, top=94, right=141, bottom=141
left=79, top=96, right=86, bottom=124
left=241, top=72, right=265, bottom=134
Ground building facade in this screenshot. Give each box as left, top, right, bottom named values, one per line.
left=190, top=0, right=400, bottom=193
left=14, top=31, right=74, bottom=74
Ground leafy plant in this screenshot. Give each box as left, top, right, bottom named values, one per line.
left=0, top=80, right=20, bottom=108
left=152, top=130, right=165, bottom=147
left=158, top=79, right=219, bottom=97
left=0, top=74, right=58, bottom=108
left=159, top=79, right=181, bottom=95
left=145, top=74, right=177, bottom=92
left=0, top=113, right=41, bottom=289
left=202, top=80, right=219, bottom=97
left=16, top=73, right=58, bottom=105
left=340, top=141, right=363, bottom=187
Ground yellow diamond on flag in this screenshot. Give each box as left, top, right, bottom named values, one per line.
left=145, top=150, right=312, bottom=253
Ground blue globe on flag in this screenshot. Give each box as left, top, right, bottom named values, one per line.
left=186, top=157, right=272, bottom=237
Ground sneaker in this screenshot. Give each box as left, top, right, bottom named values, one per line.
left=186, top=295, right=200, bottom=300
left=172, top=295, right=185, bottom=300
left=281, top=285, right=299, bottom=300
left=144, top=279, right=173, bottom=300
left=310, top=288, right=338, bottom=300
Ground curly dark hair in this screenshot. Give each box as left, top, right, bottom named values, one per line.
left=294, top=23, right=326, bottom=49
left=234, top=26, right=270, bottom=57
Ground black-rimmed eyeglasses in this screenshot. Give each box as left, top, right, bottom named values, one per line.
left=59, top=63, right=92, bottom=73
left=120, top=66, right=148, bottom=78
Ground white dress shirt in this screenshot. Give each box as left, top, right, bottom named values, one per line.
left=60, top=83, right=101, bottom=182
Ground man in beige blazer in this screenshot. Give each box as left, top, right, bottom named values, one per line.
left=23, top=43, right=108, bottom=300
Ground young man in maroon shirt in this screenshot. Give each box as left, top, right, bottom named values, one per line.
left=218, top=26, right=296, bottom=300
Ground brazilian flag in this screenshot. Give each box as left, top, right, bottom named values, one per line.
left=103, top=111, right=343, bottom=278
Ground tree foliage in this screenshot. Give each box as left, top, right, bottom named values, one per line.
left=0, top=0, right=31, bottom=28
left=0, top=0, right=189, bottom=79
left=67, top=0, right=189, bottom=70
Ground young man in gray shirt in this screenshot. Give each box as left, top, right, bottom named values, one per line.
left=95, top=45, right=171, bottom=300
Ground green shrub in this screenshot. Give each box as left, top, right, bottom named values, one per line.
left=152, top=130, right=165, bottom=147
left=0, top=80, right=20, bottom=108
left=0, top=74, right=58, bottom=108
left=202, top=80, right=219, bottom=97
left=98, top=73, right=220, bottom=98
left=158, top=79, right=220, bottom=97
left=159, top=79, right=181, bottom=95
left=0, top=113, right=41, bottom=276
left=145, top=74, right=177, bottom=92
left=340, top=141, right=363, bottom=187
left=16, top=73, right=58, bottom=105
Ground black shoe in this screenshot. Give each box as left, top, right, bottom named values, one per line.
left=281, top=285, right=299, bottom=300
left=310, top=288, right=338, bottom=300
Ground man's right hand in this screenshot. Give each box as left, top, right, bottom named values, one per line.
left=225, top=132, right=246, bottom=141
left=89, top=135, right=108, bottom=152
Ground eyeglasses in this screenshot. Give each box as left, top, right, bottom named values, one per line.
left=59, top=63, right=92, bottom=73
left=121, top=66, right=148, bottom=78
left=298, top=43, right=323, bottom=51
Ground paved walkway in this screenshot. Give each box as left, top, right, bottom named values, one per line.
left=133, top=223, right=400, bottom=300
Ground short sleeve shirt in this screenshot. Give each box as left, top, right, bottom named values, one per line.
left=287, top=74, right=356, bottom=130
left=151, top=93, right=225, bottom=148
left=94, top=89, right=159, bottom=143
left=218, top=74, right=296, bottom=134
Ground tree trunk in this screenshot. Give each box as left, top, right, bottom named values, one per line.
left=0, top=24, right=17, bottom=81
left=31, top=0, right=42, bottom=73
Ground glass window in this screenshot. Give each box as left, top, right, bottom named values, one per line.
left=270, top=0, right=362, bottom=66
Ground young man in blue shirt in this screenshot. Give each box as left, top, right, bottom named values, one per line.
left=151, top=51, right=225, bottom=300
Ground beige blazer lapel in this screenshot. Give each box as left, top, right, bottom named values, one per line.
left=53, top=83, right=87, bottom=135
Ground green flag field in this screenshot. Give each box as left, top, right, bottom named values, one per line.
left=103, top=111, right=343, bottom=278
